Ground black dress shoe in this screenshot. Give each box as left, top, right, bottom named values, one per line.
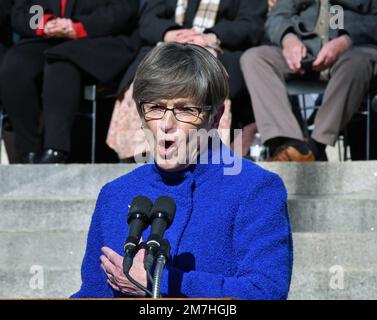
left=37, top=149, right=69, bottom=164
left=21, top=152, right=39, bottom=164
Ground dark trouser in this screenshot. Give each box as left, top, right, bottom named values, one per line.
left=0, top=41, right=82, bottom=156
left=219, top=50, right=254, bottom=127
left=240, top=45, right=377, bottom=146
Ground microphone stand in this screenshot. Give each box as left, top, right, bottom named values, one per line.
left=123, top=239, right=171, bottom=298
left=152, top=239, right=171, bottom=299
left=123, top=242, right=153, bottom=297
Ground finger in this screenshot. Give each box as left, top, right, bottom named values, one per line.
left=301, top=45, right=307, bottom=59
left=293, top=48, right=303, bottom=70
left=287, top=53, right=299, bottom=72
left=286, top=58, right=296, bottom=72
left=313, top=50, right=326, bottom=67
left=47, top=26, right=64, bottom=33
left=101, top=247, right=123, bottom=266
left=100, top=255, right=118, bottom=276
left=107, top=279, right=123, bottom=292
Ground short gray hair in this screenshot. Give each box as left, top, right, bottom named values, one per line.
left=133, top=43, right=229, bottom=116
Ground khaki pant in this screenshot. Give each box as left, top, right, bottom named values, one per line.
left=240, top=45, right=377, bottom=146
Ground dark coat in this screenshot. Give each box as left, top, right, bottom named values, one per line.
left=11, top=0, right=141, bottom=83
left=266, top=0, right=377, bottom=57
left=140, top=0, right=267, bottom=50
left=0, top=0, right=13, bottom=48
left=119, top=0, right=267, bottom=95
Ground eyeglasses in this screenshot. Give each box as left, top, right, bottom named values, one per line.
left=140, top=101, right=212, bottom=123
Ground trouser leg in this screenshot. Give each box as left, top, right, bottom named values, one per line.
left=240, top=45, right=304, bottom=144
left=0, top=42, right=51, bottom=156
left=42, top=60, right=82, bottom=153
left=312, top=46, right=377, bottom=146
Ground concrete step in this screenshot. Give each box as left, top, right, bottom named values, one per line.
left=0, top=231, right=376, bottom=272
left=288, top=194, right=377, bottom=232
left=264, top=161, right=377, bottom=196
left=1, top=266, right=377, bottom=299
left=289, top=268, right=377, bottom=300
left=0, top=162, right=376, bottom=197
left=1, top=194, right=376, bottom=233
left=0, top=164, right=136, bottom=198
left=0, top=268, right=81, bottom=299
left=0, top=231, right=87, bottom=271
left=0, top=197, right=94, bottom=232
left=293, top=233, right=377, bottom=270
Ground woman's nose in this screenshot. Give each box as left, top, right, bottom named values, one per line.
left=160, top=109, right=177, bottom=133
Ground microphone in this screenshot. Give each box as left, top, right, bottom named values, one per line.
left=144, top=196, right=176, bottom=271
left=123, top=196, right=153, bottom=273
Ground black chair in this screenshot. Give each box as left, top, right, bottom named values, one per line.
left=286, top=79, right=375, bottom=161
left=79, top=84, right=117, bottom=164
left=0, top=105, right=4, bottom=162
left=80, top=0, right=147, bottom=164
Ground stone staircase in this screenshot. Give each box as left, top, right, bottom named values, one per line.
left=0, top=162, right=376, bottom=299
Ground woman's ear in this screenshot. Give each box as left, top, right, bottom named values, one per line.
left=211, top=104, right=225, bottom=129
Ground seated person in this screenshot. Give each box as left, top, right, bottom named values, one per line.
left=0, top=0, right=140, bottom=164
left=71, top=43, right=293, bottom=299
left=106, top=0, right=267, bottom=160
left=240, top=0, right=377, bottom=161
left=0, top=0, right=12, bottom=71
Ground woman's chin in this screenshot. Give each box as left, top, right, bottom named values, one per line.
left=155, top=154, right=190, bottom=172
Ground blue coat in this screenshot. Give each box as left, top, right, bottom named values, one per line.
left=71, top=144, right=293, bottom=299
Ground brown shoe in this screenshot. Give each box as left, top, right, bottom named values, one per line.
left=267, top=145, right=315, bottom=162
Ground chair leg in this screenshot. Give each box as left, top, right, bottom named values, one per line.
left=300, top=94, right=309, bottom=138
left=366, top=94, right=371, bottom=161
left=91, top=100, right=96, bottom=164
left=0, top=110, right=3, bottom=163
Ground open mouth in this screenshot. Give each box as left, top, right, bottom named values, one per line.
left=158, top=138, right=178, bottom=158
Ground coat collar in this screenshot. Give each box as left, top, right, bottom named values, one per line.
left=149, top=139, right=234, bottom=188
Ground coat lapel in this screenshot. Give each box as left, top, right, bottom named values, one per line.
left=64, top=0, right=76, bottom=18
left=50, top=0, right=61, bottom=16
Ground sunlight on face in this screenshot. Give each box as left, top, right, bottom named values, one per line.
left=141, top=98, right=214, bottom=172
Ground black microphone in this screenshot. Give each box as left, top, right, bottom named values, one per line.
left=123, top=196, right=153, bottom=273
left=144, top=196, right=176, bottom=271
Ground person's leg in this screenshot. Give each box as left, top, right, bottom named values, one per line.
left=0, top=42, right=51, bottom=161
left=219, top=50, right=256, bottom=156
left=240, top=45, right=304, bottom=144
left=42, top=60, right=82, bottom=159
left=312, top=46, right=377, bottom=146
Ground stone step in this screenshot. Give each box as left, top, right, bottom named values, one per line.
left=0, top=197, right=94, bottom=232
left=292, top=233, right=377, bottom=270
left=0, top=231, right=87, bottom=271
left=0, top=162, right=376, bottom=197
left=0, top=231, right=376, bottom=271
left=0, top=268, right=81, bottom=299
left=1, top=194, right=376, bottom=233
left=288, top=194, right=377, bottom=232
left=1, top=266, right=377, bottom=299
left=289, top=268, right=377, bottom=300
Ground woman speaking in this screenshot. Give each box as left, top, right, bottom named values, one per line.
left=72, top=43, right=293, bottom=300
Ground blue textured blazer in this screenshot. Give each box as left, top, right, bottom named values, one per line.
left=71, top=143, right=293, bottom=299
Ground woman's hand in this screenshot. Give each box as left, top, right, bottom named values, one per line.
left=185, top=33, right=218, bottom=48
left=100, top=246, right=148, bottom=296
left=164, top=28, right=200, bottom=43
left=44, top=18, right=77, bottom=39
